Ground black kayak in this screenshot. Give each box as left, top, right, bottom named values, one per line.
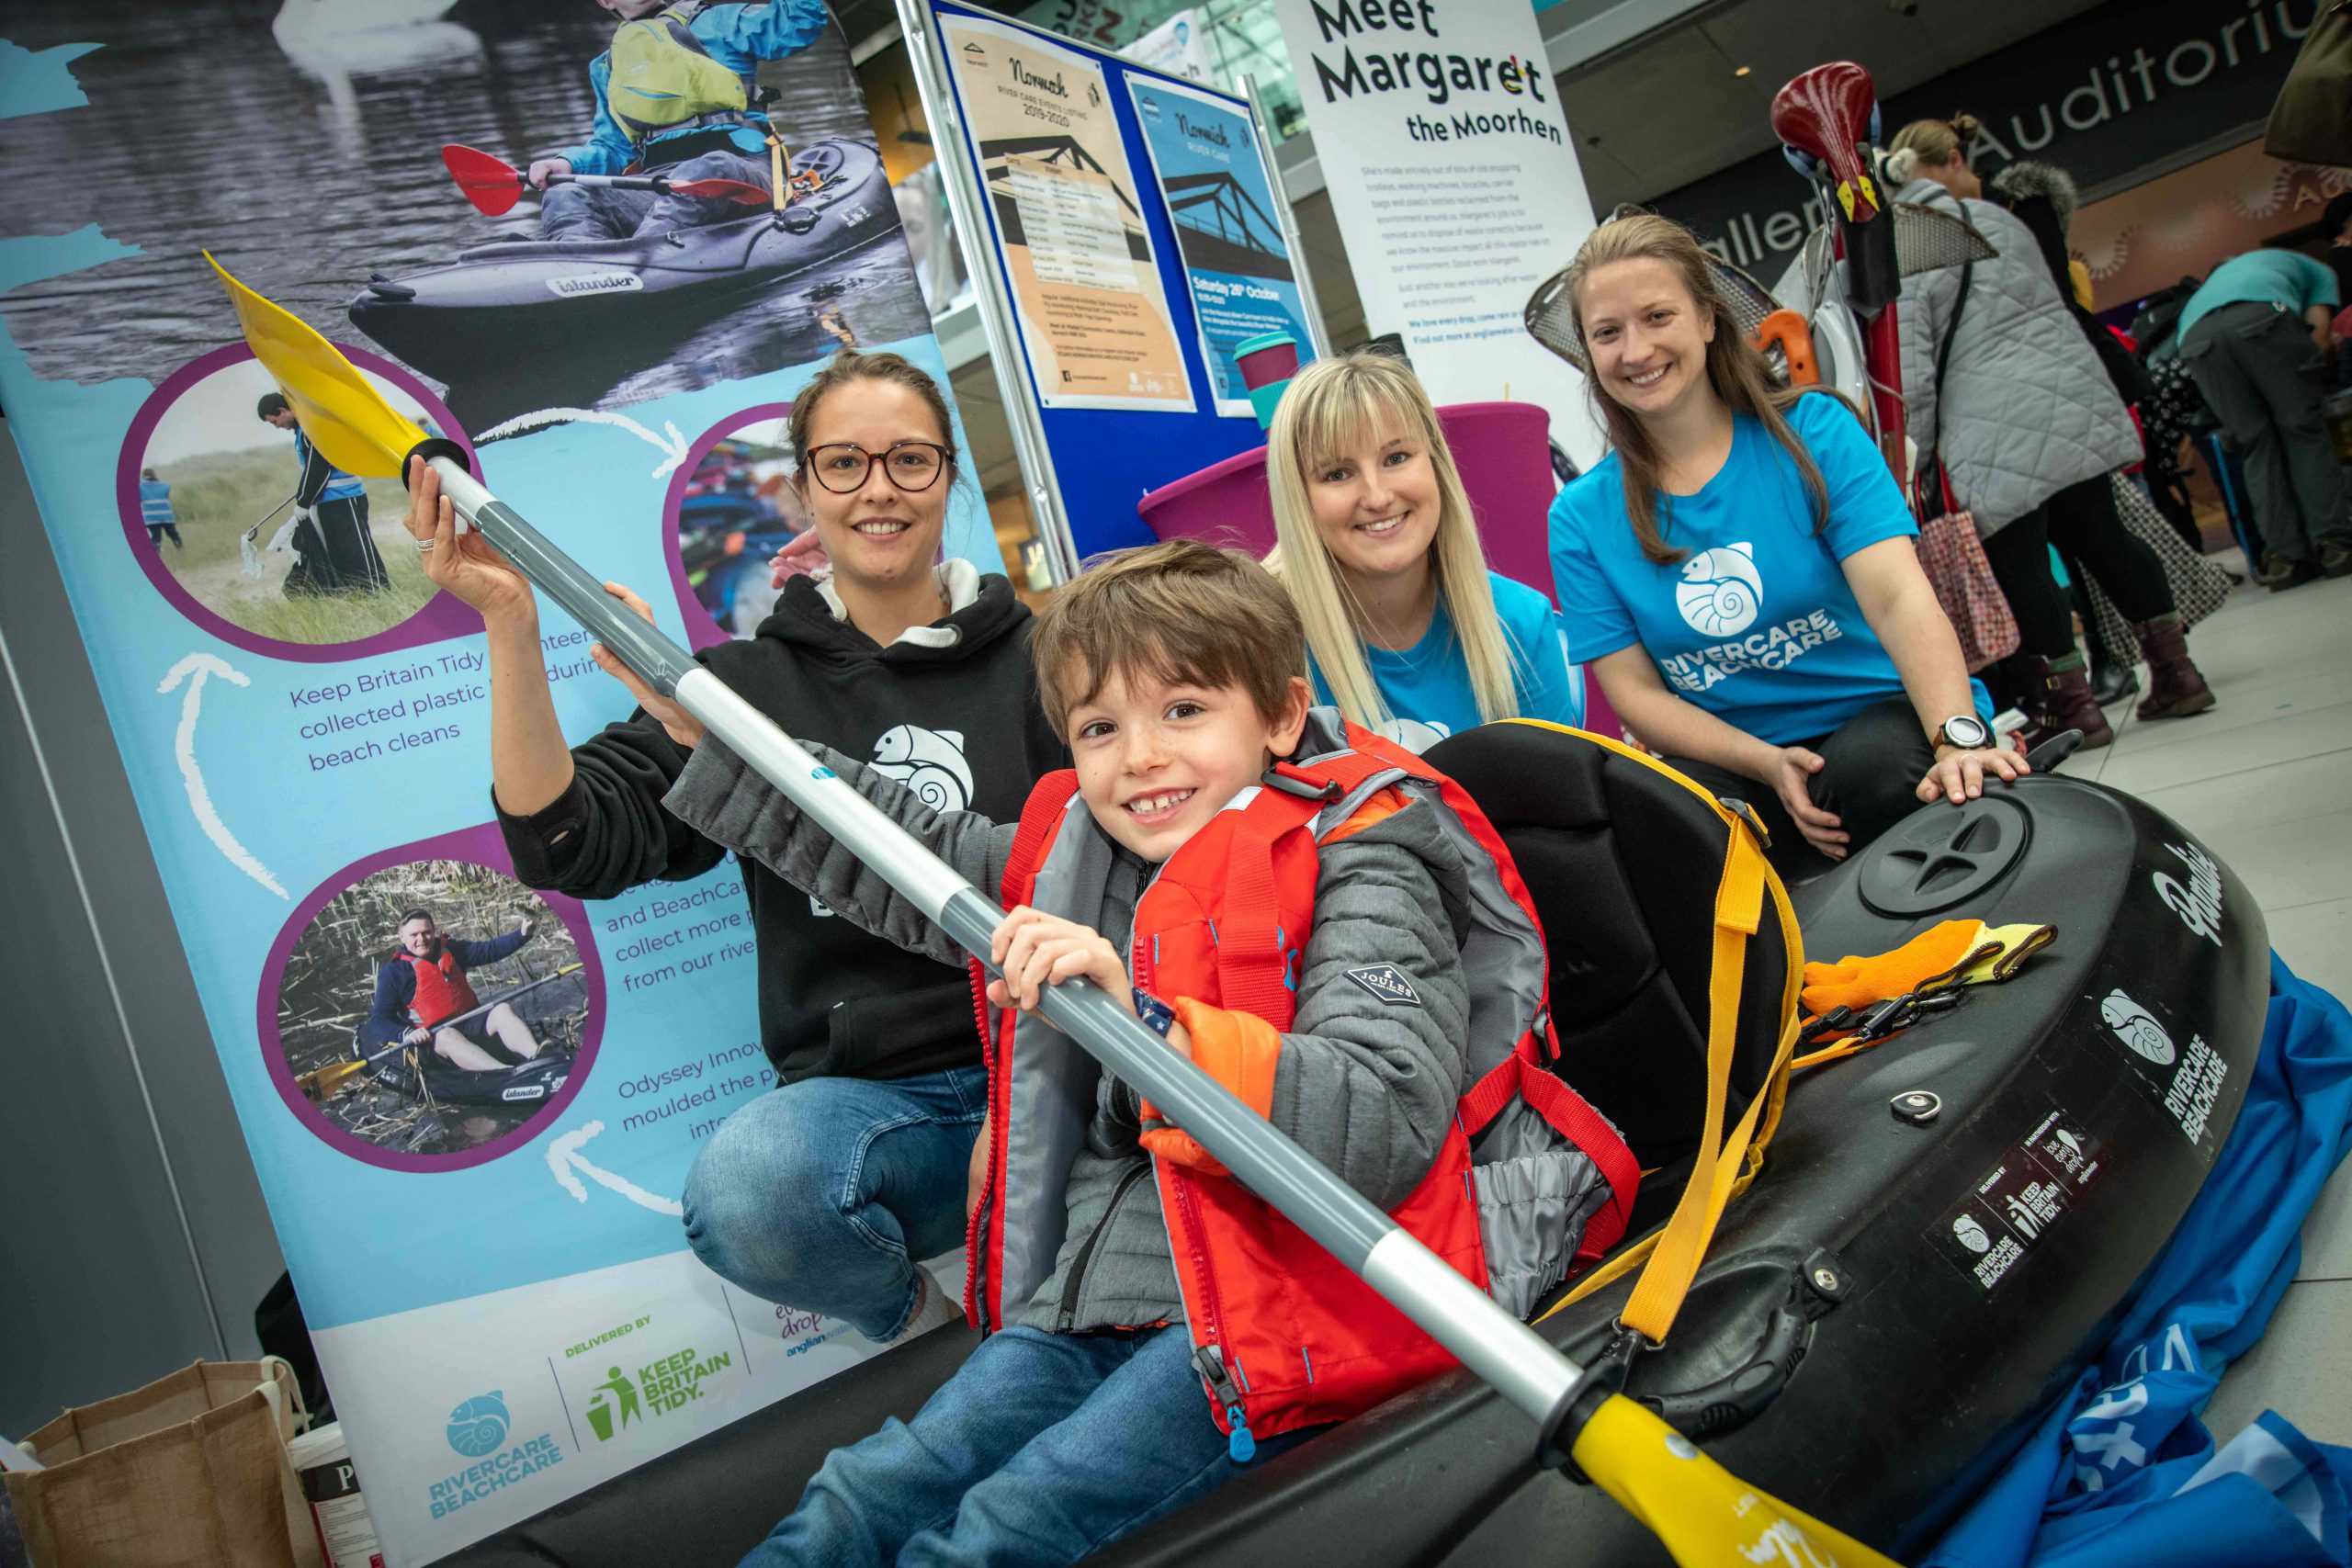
left=446, top=723, right=2268, bottom=1567
left=347, top=1025, right=575, bottom=1109
left=347, top=139, right=901, bottom=395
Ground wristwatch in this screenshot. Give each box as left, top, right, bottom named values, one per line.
left=1934, top=714, right=1992, bottom=751
left=1131, top=989, right=1181, bottom=1040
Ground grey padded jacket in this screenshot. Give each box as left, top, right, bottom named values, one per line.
left=1891, top=179, right=2141, bottom=536
left=664, top=733, right=1471, bottom=1335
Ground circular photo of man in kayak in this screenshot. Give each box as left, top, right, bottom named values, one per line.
left=120, top=348, right=465, bottom=649
left=667, top=407, right=822, bottom=644
left=271, top=861, right=593, bottom=1163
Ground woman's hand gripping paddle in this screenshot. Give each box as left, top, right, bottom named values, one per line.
left=206, top=253, right=1907, bottom=1568
left=439, top=144, right=768, bottom=218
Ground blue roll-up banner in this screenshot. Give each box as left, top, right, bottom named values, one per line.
left=0, top=6, right=998, bottom=1562
left=929, top=0, right=1301, bottom=558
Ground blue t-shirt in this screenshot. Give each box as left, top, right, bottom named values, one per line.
left=2179, top=249, right=2340, bottom=339
left=1549, top=392, right=1985, bottom=746
left=1309, top=570, right=1584, bottom=753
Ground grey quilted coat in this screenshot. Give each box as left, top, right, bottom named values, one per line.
left=1893, top=179, right=2141, bottom=537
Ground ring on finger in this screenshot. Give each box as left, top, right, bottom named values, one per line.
left=415, top=536, right=436, bottom=552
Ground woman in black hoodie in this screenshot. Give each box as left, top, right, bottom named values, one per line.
left=402, top=350, right=1065, bottom=1343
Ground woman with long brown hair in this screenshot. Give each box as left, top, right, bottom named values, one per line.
left=1547, top=213, right=2019, bottom=875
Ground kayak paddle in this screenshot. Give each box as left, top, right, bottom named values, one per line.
left=205, top=253, right=1906, bottom=1568
left=297, top=963, right=585, bottom=1100
left=440, top=144, right=770, bottom=218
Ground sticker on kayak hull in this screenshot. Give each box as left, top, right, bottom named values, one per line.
left=1929, top=1107, right=2104, bottom=1292
left=2153, top=840, right=2223, bottom=946
left=544, top=273, right=643, bottom=299
left=2090, top=986, right=2231, bottom=1153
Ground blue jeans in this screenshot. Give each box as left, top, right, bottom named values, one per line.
left=742, top=1325, right=1307, bottom=1568
left=682, top=1066, right=985, bottom=1338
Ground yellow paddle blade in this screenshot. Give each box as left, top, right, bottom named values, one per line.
left=1572, top=1396, right=1907, bottom=1568
left=205, top=252, right=427, bottom=478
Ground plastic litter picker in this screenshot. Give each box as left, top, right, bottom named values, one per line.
left=205, top=254, right=1905, bottom=1568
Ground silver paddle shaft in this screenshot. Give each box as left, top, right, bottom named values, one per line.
left=424, top=455, right=1584, bottom=1424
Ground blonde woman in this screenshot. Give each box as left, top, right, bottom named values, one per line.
left=1547, top=214, right=2016, bottom=876
left=1267, top=352, right=1583, bottom=753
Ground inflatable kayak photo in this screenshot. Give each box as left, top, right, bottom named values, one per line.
left=347, top=140, right=902, bottom=421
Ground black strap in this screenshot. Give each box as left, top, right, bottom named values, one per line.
left=1921, top=262, right=1974, bottom=510
left=1933, top=261, right=1973, bottom=396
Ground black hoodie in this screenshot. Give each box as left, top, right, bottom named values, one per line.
left=497, top=570, right=1067, bottom=1083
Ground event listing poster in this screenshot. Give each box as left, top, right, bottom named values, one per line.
left=1125, top=76, right=1311, bottom=418
left=941, top=12, right=1197, bottom=412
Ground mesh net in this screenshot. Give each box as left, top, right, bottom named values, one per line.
left=1522, top=214, right=1788, bottom=375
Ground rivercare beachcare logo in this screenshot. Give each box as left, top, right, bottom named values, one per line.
left=1674, top=544, right=1763, bottom=637
left=585, top=1345, right=736, bottom=1442
left=427, top=1392, right=564, bottom=1520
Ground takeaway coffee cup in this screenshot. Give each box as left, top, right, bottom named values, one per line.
left=1234, top=331, right=1301, bottom=429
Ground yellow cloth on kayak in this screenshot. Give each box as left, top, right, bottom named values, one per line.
left=1801, top=919, right=2053, bottom=1017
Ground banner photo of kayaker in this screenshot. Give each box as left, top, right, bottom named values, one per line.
left=267, top=863, right=593, bottom=1163
left=938, top=11, right=1197, bottom=412
left=120, top=347, right=466, bottom=649
left=662, top=405, right=823, bottom=645
left=1125, top=74, right=1311, bottom=419
left=1, top=3, right=1003, bottom=1561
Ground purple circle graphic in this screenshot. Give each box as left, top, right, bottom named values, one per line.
left=119, top=344, right=488, bottom=663
left=257, top=823, right=606, bottom=1174
left=663, top=403, right=797, bottom=650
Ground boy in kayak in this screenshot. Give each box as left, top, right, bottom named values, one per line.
left=647, top=542, right=1501, bottom=1565
left=362, top=908, right=547, bottom=1073
left=139, top=467, right=183, bottom=550
left=527, top=0, right=834, bottom=243
left=258, top=392, right=390, bottom=596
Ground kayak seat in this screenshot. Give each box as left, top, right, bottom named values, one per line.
left=1425, top=721, right=1796, bottom=1169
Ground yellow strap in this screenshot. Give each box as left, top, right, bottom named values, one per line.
left=1617, top=822, right=1770, bottom=1343
left=1495, top=722, right=1804, bottom=1339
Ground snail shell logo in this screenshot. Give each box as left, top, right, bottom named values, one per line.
left=869, top=725, right=972, bottom=812
left=2100, top=988, right=2177, bottom=1066
left=447, top=1392, right=511, bottom=1457
left=1951, top=1213, right=1992, bottom=1254
left=1674, top=543, right=1762, bottom=637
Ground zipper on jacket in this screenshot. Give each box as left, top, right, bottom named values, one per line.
left=1053, top=1159, right=1152, bottom=1332
left=1192, top=1341, right=1257, bottom=1462
left=962, top=961, right=1005, bottom=1330
left=1132, top=858, right=1251, bottom=1462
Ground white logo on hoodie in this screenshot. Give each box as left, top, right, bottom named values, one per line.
left=808, top=728, right=975, bottom=919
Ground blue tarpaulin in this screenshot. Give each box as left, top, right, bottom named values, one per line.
left=1928, top=953, right=2352, bottom=1568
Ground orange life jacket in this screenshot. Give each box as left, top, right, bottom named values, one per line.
left=398, top=946, right=481, bottom=1031
left=963, top=716, right=1636, bottom=1449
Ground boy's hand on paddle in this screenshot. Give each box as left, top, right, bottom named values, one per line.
left=988, top=907, right=1128, bottom=1017
left=526, top=156, right=572, bottom=190
left=590, top=584, right=705, bottom=751
left=404, top=457, right=535, bottom=624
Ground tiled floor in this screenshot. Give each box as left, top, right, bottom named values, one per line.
left=2062, top=560, right=2352, bottom=1445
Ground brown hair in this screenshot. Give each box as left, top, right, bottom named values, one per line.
left=1887, top=112, right=1983, bottom=182
left=1030, top=540, right=1305, bottom=737
left=786, top=348, right=960, bottom=490
left=1560, top=212, right=1829, bottom=565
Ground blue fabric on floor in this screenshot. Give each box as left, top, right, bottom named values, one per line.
left=1927, top=953, right=2352, bottom=1568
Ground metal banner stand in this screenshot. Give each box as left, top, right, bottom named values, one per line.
left=1240, top=73, right=1334, bottom=363
left=896, top=0, right=1084, bottom=582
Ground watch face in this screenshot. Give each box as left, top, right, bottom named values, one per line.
left=1944, top=715, right=1990, bottom=750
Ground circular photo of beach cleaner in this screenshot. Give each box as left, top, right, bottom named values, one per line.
left=667, top=407, right=822, bottom=644
left=120, top=347, right=464, bottom=648
left=273, top=862, right=592, bottom=1162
